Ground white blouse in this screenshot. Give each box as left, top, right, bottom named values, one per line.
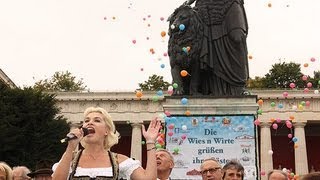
left=52, top=158, right=141, bottom=179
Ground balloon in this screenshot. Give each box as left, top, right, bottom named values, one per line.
left=141, top=141, right=146, bottom=145
left=164, top=110, right=171, bottom=117
left=167, top=89, right=173, bottom=95
left=310, top=57, right=316, bottom=62
left=283, top=92, right=288, bottom=97
left=270, top=102, right=276, bottom=107
left=179, top=24, right=185, bottom=31
left=173, top=83, right=178, bottom=89
left=182, top=125, right=187, bottom=131
left=152, top=96, right=159, bottom=102
left=268, top=3, right=272, bottom=7
left=168, top=123, right=175, bottom=129
left=248, top=55, right=253, bottom=59
left=288, top=133, right=293, bottom=138
left=289, top=83, right=295, bottom=89
left=168, top=85, right=174, bottom=91
left=170, top=24, right=175, bottom=29
left=305, top=101, right=311, bottom=106
left=278, top=104, right=283, bottom=109
left=303, top=63, right=309, bottom=67
left=303, top=88, right=309, bottom=93
left=286, top=121, right=292, bottom=129
left=185, top=110, right=191, bottom=116
left=292, top=105, right=297, bottom=110
left=136, top=91, right=143, bottom=98
left=314, top=90, right=319, bottom=94
left=173, top=147, right=180, bottom=154
left=186, top=46, right=191, bottom=52
left=180, top=70, right=188, bottom=77
left=298, top=104, right=304, bottom=110
left=163, top=52, right=168, bottom=57
left=254, top=119, right=260, bottom=126
left=132, top=39, right=136, bottom=44
left=307, top=82, right=313, bottom=88
left=300, top=101, right=306, bottom=106
left=155, top=144, right=162, bottom=149
left=160, top=64, right=165, bottom=69
left=294, top=144, right=298, bottom=148
left=261, top=171, right=266, bottom=176
left=270, top=118, right=275, bottom=123
left=257, top=109, right=263, bottom=115
left=181, top=98, right=188, bottom=105
left=157, top=90, right=163, bottom=96
left=181, top=134, right=187, bottom=140
left=268, top=150, right=273, bottom=155
left=257, top=99, right=263, bottom=105
left=292, top=137, right=298, bottom=142
left=318, top=80, right=320, bottom=85
left=272, top=123, right=278, bottom=129
left=168, top=131, right=173, bottom=136
left=302, top=75, right=308, bottom=81
left=160, top=31, right=166, bottom=37
left=160, top=17, right=165, bottom=21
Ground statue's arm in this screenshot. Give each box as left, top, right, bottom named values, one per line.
left=184, top=0, right=196, bottom=5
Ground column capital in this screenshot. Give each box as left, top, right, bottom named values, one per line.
left=294, top=122, right=306, bottom=128
left=130, top=122, right=143, bottom=128
left=260, top=122, right=272, bottom=128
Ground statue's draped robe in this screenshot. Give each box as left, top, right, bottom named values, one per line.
left=195, top=0, right=249, bottom=95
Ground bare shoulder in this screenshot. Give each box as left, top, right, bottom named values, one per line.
left=116, top=153, right=130, bottom=163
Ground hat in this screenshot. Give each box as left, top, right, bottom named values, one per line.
left=27, top=160, right=53, bottom=178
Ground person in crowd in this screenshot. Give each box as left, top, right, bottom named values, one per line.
left=28, top=160, right=53, bottom=180
left=200, top=158, right=223, bottom=180
left=52, top=106, right=161, bottom=180
left=156, top=149, right=175, bottom=180
left=12, top=166, right=31, bottom=180
left=268, top=169, right=288, bottom=180
left=222, top=160, right=244, bottom=180
left=0, top=161, right=13, bottom=180
left=301, top=172, right=320, bottom=180
left=185, top=0, right=249, bottom=96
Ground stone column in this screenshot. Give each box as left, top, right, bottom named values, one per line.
left=260, top=122, right=273, bottom=180
left=294, top=122, right=308, bottom=175
left=130, top=122, right=142, bottom=161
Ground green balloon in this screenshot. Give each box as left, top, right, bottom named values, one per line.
left=318, top=80, right=320, bottom=85
left=152, top=96, right=159, bottom=102
left=141, top=141, right=146, bottom=145
left=155, top=144, right=162, bottom=149
left=173, top=83, right=178, bottom=89
left=257, top=109, right=263, bottom=115
left=270, top=102, right=276, bottom=107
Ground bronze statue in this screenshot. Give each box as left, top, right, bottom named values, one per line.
left=168, top=0, right=249, bottom=96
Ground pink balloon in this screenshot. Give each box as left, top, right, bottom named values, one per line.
left=254, top=119, right=260, bottom=126
left=289, top=83, right=295, bottom=89
left=132, top=39, right=136, bottom=44
left=164, top=110, right=171, bottom=117
left=286, top=121, right=292, bottom=129
left=181, top=134, right=187, bottom=140
left=261, top=171, right=266, bottom=176
left=288, top=134, right=293, bottom=138
left=304, top=88, right=309, bottom=93
left=276, top=118, right=281, bottom=123
left=310, top=57, right=316, bottom=62
left=302, top=75, right=308, bottom=81
left=283, top=92, right=288, bottom=97
left=272, top=123, right=278, bottom=129
left=168, top=131, right=174, bottom=136
left=168, top=123, right=175, bottom=130
left=307, top=82, right=313, bottom=88
left=305, top=101, right=311, bottom=106
left=160, top=17, right=165, bottom=21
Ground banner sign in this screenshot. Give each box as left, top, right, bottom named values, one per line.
left=165, top=115, right=258, bottom=180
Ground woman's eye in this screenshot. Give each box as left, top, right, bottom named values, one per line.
left=84, top=119, right=90, bottom=123
left=94, top=119, right=101, bottom=122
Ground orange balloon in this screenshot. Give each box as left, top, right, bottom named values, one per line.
left=257, top=99, right=264, bottom=105
left=294, top=144, right=298, bottom=148
left=136, top=91, right=143, bottom=98
left=160, top=31, right=166, bottom=37
left=186, top=46, right=191, bottom=52
left=185, top=110, right=191, bottom=116
left=289, top=116, right=295, bottom=120
left=180, top=70, right=188, bottom=77
left=248, top=55, right=253, bottom=60
left=270, top=118, right=275, bottom=123
left=268, top=3, right=272, bottom=7
left=303, top=63, right=309, bottom=67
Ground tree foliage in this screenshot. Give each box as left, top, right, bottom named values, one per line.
left=33, top=71, right=86, bottom=92
left=0, top=87, right=70, bottom=170
left=262, top=62, right=304, bottom=88
left=138, top=74, right=170, bottom=91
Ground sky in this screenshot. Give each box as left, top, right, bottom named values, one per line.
left=0, top=0, right=319, bottom=91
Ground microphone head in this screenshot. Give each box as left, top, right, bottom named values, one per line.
left=82, top=127, right=95, bottom=136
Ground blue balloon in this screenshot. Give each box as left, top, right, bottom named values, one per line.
left=181, top=98, right=188, bottom=105
left=160, top=64, right=165, bottom=68
left=292, top=137, right=298, bottom=142
left=179, top=24, right=185, bottom=31
left=278, top=104, right=283, bottom=108
left=157, top=90, right=163, bottom=96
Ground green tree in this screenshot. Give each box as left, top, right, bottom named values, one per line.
left=247, top=76, right=266, bottom=89
left=0, top=87, right=70, bottom=169
left=309, top=70, right=320, bottom=88
left=138, top=74, right=170, bottom=91
left=33, top=71, right=87, bottom=91
left=264, top=62, right=304, bottom=88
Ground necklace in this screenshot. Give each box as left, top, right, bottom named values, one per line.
left=84, top=152, right=105, bottom=160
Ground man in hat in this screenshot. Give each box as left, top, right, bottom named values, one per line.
left=27, top=160, right=53, bottom=180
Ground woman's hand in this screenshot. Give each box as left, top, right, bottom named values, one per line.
left=142, top=117, right=161, bottom=143
left=65, top=128, right=84, bottom=150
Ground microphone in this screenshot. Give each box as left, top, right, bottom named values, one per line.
left=60, top=127, right=93, bottom=143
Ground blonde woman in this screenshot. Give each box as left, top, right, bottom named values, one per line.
left=52, top=107, right=161, bottom=180
left=0, top=161, right=13, bottom=180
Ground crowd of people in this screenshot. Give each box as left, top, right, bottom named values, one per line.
left=1, top=106, right=319, bottom=180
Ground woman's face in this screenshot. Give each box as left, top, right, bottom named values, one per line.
left=0, top=170, right=6, bottom=180
left=83, top=112, right=109, bottom=143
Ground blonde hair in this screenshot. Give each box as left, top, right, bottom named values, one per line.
left=81, top=107, right=120, bottom=150
left=12, top=166, right=31, bottom=179
left=0, top=162, right=13, bottom=180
